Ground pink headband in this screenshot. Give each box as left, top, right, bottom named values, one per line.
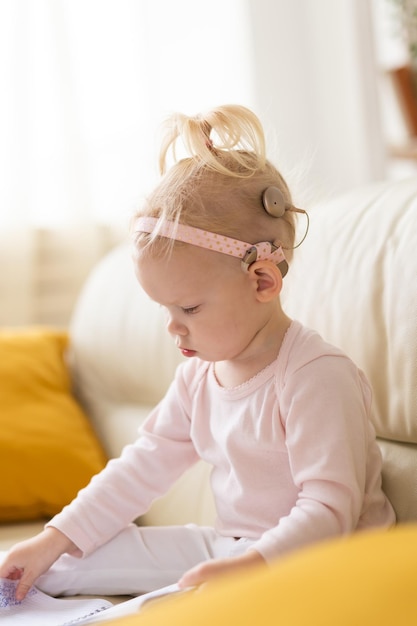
left=133, top=216, right=288, bottom=274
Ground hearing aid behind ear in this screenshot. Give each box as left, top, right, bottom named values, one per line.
left=262, top=186, right=309, bottom=250
left=241, top=244, right=289, bottom=277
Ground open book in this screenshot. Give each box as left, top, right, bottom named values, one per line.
left=0, top=578, right=191, bottom=625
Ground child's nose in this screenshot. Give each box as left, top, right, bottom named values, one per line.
left=166, top=315, right=188, bottom=336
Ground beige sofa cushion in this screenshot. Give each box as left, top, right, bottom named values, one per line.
left=69, top=244, right=184, bottom=450
left=282, top=177, right=417, bottom=520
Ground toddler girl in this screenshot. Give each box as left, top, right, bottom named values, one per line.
left=0, top=105, right=395, bottom=600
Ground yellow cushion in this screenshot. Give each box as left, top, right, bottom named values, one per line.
left=105, top=525, right=417, bottom=626
left=0, top=328, right=107, bottom=521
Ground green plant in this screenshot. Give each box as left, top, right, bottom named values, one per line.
left=387, top=0, right=417, bottom=101
left=389, top=0, right=417, bottom=63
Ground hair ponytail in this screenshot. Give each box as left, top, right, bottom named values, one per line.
left=158, top=105, right=267, bottom=177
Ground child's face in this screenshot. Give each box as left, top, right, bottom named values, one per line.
left=134, top=243, right=271, bottom=364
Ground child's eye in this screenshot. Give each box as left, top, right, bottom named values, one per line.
left=182, top=305, right=200, bottom=315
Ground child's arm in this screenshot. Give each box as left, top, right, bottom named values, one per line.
left=177, top=550, right=265, bottom=589
left=0, top=527, right=77, bottom=601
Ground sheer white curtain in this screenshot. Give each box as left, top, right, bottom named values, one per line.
left=0, top=0, right=385, bottom=326
left=0, top=0, right=254, bottom=229
left=0, top=0, right=254, bottom=325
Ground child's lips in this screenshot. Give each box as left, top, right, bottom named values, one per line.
left=180, top=348, right=196, bottom=357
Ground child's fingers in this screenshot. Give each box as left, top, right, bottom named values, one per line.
left=0, top=561, right=32, bottom=600
left=5, top=566, right=25, bottom=581
left=15, top=577, right=33, bottom=601
left=0, top=558, right=22, bottom=580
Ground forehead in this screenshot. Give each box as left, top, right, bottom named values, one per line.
left=134, top=242, right=241, bottom=306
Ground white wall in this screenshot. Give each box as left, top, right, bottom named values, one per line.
left=246, top=0, right=387, bottom=204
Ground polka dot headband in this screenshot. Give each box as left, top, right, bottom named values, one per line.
left=133, top=216, right=289, bottom=276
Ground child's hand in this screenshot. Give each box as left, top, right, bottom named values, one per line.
left=0, top=527, right=76, bottom=601
left=177, top=549, right=265, bottom=589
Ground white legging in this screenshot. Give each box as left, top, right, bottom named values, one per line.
left=36, top=523, right=254, bottom=597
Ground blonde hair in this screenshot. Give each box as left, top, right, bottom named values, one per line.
left=134, top=104, right=297, bottom=259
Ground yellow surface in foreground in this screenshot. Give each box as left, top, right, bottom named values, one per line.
left=106, top=524, right=417, bottom=626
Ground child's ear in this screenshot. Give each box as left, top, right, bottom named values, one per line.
left=248, top=261, right=283, bottom=302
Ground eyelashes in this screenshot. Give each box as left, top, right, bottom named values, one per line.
left=160, top=304, right=201, bottom=318
left=181, top=305, right=200, bottom=315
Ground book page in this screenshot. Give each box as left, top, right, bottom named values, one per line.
left=85, top=583, right=195, bottom=623
left=0, top=578, right=113, bottom=626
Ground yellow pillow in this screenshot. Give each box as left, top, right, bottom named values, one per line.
left=105, top=524, right=417, bottom=626
left=0, top=328, right=107, bottom=522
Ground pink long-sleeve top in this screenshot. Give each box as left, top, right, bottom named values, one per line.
left=49, top=321, right=395, bottom=562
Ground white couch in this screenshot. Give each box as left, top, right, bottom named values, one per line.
left=1, top=176, right=416, bottom=559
